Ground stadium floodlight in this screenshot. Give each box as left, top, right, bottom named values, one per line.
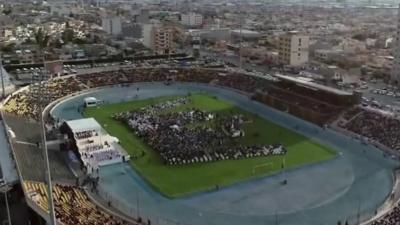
left=41, top=109, right=56, bottom=225
left=36, top=51, right=56, bottom=225
left=237, top=4, right=243, bottom=70
left=0, top=55, right=5, bottom=98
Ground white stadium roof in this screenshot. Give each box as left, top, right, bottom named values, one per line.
left=66, top=118, right=102, bottom=133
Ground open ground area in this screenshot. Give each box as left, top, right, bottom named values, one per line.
left=84, top=93, right=336, bottom=198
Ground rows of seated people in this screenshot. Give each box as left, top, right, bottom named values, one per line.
left=340, top=108, right=400, bottom=151
left=3, top=77, right=83, bottom=119
left=113, top=98, right=286, bottom=165
left=2, top=92, right=40, bottom=118
left=342, top=107, right=362, bottom=121
left=82, top=144, right=106, bottom=152
left=81, top=149, right=121, bottom=163
left=74, top=68, right=267, bottom=93
left=74, top=68, right=342, bottom=116
left=24, top=181, right=135, bottom=225
left=275, top=82, right=348, bottom=106
left=75, top=130, right=96, bottom=139
left=3, top=68, right=347, bottom=122
left=371, top=204, right=400, bottom=225
left=271, top=84, right=343, bottom=112
left=258, top=87, right=336, bottom=115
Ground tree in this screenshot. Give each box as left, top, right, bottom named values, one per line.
left=0, top=43, right=15, bottom=53
left=62, top=28, right=74, bottom=43
left=34, top=27, right=50, bottom=50
left=72, top=37, right=87, bottom=45
left=352, top=33, right=367, bottom=41
left=2, top=8, right=12, bottom=15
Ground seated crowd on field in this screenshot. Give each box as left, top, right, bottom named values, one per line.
left=113, top=98, right=286, bottom=165
left=339, top=107, right=400, bottom=151
left=24, top=181, right=135, bottom=225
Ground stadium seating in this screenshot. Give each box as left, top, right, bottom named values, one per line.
left=24, top=181, right=135, bottom=225
left=0, top=68, right=393, bottom=225
left=3, top=77, right=83, bottom=119
left=340, top=107, right=400, bottom=151
left=3, top=68, right=347, bottom=124
left=371, top=205, right=400, bottom=225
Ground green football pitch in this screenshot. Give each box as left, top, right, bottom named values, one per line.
left=84, top=94, right=337, bottom=198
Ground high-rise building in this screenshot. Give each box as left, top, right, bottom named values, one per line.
left=391, top=5, right=400, bottom=84
left=143, top=24, right=174, bottom=54
left=278, top=31, right=309, bottom=66
left=137, top=9, right=150, bottom=24
left=192, top=35, right=201, bottom=58
left=101, top=16, right=122, bottom=36
left=181, top=13, right=203, bottom=27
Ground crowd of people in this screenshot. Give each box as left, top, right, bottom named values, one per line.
left=74, top=132, right=125, bottom=171
left=340, top=108, right=400, bottom=151
left=260, top=86, right=337, bottom=114
left=342, top=107, right=362, bottom=121
left=3, top=77, right=83, bottom=119
left=75, top=130, right=96, bottom=139
left=371, top=204, right=400, bottom=225
left=74, top=68, right=345, bottom=123
left=2, top=67, right=344, bottom=125
left=82, top=149, right=122, bottom=164
left=113, top=98, right=286, bottom=165
left=24, top=181, right=136, bottom=225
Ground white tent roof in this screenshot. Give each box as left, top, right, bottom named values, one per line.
left=84, top=97, right=97, bottom=102
left=66, top=118, right=101, bottom=133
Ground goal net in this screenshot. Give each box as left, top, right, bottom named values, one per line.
left=252, top=162, right=273, bottom=175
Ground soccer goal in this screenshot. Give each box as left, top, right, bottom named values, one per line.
left=252, top=162, right=273, bottom=175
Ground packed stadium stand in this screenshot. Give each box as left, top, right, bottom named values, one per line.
left=24, top=181, right=135, bottom=225
left=3, top=68, right=359, bottom=124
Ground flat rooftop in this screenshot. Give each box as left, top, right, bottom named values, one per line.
left=66, top=118, right=102, bottom=133
left=275, top=74, right=353, bottom=96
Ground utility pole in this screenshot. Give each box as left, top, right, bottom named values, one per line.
left=41, top=109, right=56, bottom=225
left=239, top=5, right=243, bottom=70
left=0, top=54, right=5, bottom=98
left=39, top=51, right=56, bottom=225
left=356, top=199, right=361, bottom=225
left=0, top=183, right=12, bottom=225
left=136, top=189, right=140, bottom=219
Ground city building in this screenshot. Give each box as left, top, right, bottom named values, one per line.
left=15, top=50, right=35, bottom=64
left=136, top=9, right=150, bottom=24
left=101, top=16, right=122, bottom=36
left=391, top=5, right=400, bottom=84
left=231, top=29, right=262, bottom=41
left=314, top=49, right=344, bottom=63
left=181, top=12, right=203, bottom=27
left=143, top=24, right=174, bottom=54
left=278, top=31, right=309, bottom=66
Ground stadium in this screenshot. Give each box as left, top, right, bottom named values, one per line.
left=1, top=67, right=400, bottom=225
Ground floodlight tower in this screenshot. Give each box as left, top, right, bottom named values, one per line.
left=390, top=3, right=400, bottom=85
left=30, top=27, right=56, bottom=225
left=236, top=3, right=243, bottom=70
left=0, top=55, right=5, bottom=97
